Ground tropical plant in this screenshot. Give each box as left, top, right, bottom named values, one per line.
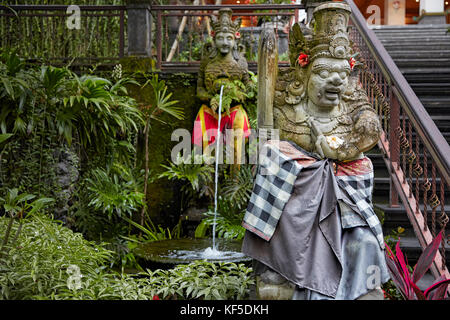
left=61, top=73, right=142, bottom=150
left=0, top=207, right=254, bottom=300
left=139, top=73, right=184, bottom=226
left=0, top=133, right=12, bottom=145
left=0, top=213, right=113, bottom=299
left=195, top=197, right=246, bottom=241
left=85, top=167, right=145, bottom=220
left=210, top=79, right=248, bottom=115
left=122, top=215, right=181, bottom=243
left=385, top=230, right=450, bottom=300
left=147, top=260, right=254, bottom=300
left=159, top=152, right=215, bottom=195
left=221, top=165, right=254, bottom=210
left=0, top=188, right=54, bottom=258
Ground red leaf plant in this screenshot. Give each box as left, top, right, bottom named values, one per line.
left=385, top=230, right=450, bottom=300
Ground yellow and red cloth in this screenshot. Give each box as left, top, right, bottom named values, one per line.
left=192, top=104, right=251, bottom=151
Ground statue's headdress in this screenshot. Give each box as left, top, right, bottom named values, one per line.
left=288, top=2, right=352, bottom=67
left=210, top=8, right=242, bottom=38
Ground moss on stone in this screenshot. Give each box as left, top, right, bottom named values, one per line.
left=120, top=56, right=156, bottom=74
left=124, top=71, right=199, bottom=226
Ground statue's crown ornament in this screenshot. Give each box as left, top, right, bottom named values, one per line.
left=289, top=2, right=352, bottom=67
left=210, top=8, right=242, bottom=38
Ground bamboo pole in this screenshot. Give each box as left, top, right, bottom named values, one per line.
left=166, top=0, right=199, bottom=62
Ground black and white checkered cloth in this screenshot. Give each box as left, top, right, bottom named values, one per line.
left=337, top=173, right=385, bottom=249
left=242, top=142, right=385, bottom=249
left=242, top=143, right=302, bottom=241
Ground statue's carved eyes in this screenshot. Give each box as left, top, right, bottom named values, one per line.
left=319, top=70, right=329, bottom=79
left=339, top=71, right=349, bottom=79
left=315, top=69, right=349, bottom=80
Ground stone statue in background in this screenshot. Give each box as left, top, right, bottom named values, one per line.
left=242, top=2, right=390, bottom=300
left=192, top=8, right=252, bottom=167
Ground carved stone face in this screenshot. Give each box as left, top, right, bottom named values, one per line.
left=307, top=57, right=350, bottom=109
left=214, top=31, right=236, bottom=55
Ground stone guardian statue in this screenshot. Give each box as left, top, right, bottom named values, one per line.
left=242, top=2, right=390, bottom=300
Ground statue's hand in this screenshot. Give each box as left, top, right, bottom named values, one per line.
left=355, top=117, right=380, bottom=136
left=197, top=87, right=212, bottom=101
left=210, top=98, right=219, bottom=112
left=309, top=119, right=337, bottom=159
left=314, top=135, right=326, bottom=158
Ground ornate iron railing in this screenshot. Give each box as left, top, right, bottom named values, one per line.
left=151, top=4, right=305, bottom=72
left=0, top=5, right=126, bottom=66
left=346, top=0, right=450, bottom=281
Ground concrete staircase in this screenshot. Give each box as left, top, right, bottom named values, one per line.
left=368, top=24, right=450, bottom=266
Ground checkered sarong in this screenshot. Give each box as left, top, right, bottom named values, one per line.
left=337, top=173, right=385, bottom=249
left=242, top=143, right=302, bottom=241
left=242, top=141, right=385, bottom=249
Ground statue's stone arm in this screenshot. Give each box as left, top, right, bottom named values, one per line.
left=197, top=59, right=212, bottom=102
left=337, top=107, right=381, bottom=160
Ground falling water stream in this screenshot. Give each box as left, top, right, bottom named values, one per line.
left=138, top=85, right=246, bottom=263
left=211, top=85, right=224, bottom=252
left=199, top=84, right=242, bottom=260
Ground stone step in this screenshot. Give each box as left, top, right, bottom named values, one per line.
left=403, top=73, right=450, bottom=83
left=392, top=58, right=450, bottom=68
left=371, top=24, right=450, bottom=32
left=377, top=36, right=450, bottom=43
left=417, top=97, right=450, bottom=116
left=382, top=44, right=450, bottom=52
left=388, top=50, right=450, bottom=59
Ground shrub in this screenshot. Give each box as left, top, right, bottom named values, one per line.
left=0, top=214, right=254, bottom=300
left=0, top=214, right=112, bottom=299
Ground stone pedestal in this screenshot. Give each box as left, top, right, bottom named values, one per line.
left=256, top=270, right=295, bottom=300
left=126, top=0, right=152, bottom=56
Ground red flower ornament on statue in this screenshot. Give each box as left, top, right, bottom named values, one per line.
left=210, top=30, right=215, bottom=37
left=349, top=57, right=356, bottom=70
left=235, top=31, right=241, bottom=39
left=298, top=52, right=309, bottom=67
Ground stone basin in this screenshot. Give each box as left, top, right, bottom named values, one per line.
left=134, top=238, right=251, bottom=266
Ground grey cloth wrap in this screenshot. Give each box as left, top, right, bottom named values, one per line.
left=242, top=142, right=390, bottom=299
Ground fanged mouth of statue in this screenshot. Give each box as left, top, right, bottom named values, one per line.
left=324, top=87, right=341, bottom=100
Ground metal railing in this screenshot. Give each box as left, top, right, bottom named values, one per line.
left=151, top=4, right=304, bottom=72
left=0, top=5, right=126, bottom=66
left=346, top=0, right=450, bottom=281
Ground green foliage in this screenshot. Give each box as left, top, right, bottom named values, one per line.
left=0, top=214, right=113, bottom=299
left=0, top=51, right=144, bottom=229
left=61, top=73, right=143, bottom=150
left=147, top=260, right=254, bottom=300
left=0, top=188, right=54, bottom=218
left=221, top=165, right=254, bottom=210
left=85, top=167, right=144, bottom=219
left=122, top=215, right=181, bottom=242
left=210, top=79, right=248, bottom=115
left=2, top=0, right=125, bottom=64
left=0, top=133, right=12, bottom=144
left=196, top=197, right=247, bottom=241
left=0, top=213, right=254, bottom=300
left=195, top=165, right=254, bottom=240
left=159, top=152, right=215, bottom=195
left=141, top=73, right=184, bottom=123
